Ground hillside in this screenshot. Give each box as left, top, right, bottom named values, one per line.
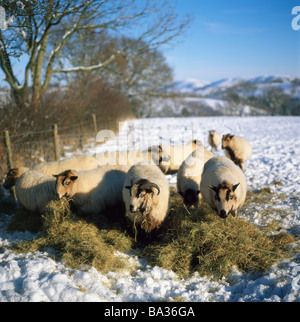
left=158, top=75, right=300, bottom=117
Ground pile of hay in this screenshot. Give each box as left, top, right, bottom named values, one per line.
left=13, top=199, right=134, bottom=273
left=144, top=189, right=295, bottom=279
left=9, top=187, right=295, bottom=280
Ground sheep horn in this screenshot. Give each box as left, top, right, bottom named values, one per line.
left=139, top=181, right=160, bottom=195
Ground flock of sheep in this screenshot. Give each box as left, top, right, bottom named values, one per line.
left=2, top=130, right=252, bottom=238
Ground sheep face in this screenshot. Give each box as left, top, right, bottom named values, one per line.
left=54, top=170, right=78, bottom=198
left=3, top=168, right=19, bottom=189
left=180, top=189, right=200, bottom=208
left=222, top=134, right=234, bottom=149
left=125, top=179, right=160, bottom=214
left=148, top=145, right=171, bottom=166
left=209, top=181, right=240, bottom=219
left=209, top=130, right=216, bottom=140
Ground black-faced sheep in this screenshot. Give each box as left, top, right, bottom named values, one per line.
left=208, top=130, right=221, bottom=151
left=54, top=165, right=130, bottom=216
left=177, top=147, right=213, bottom=208
left=34, top=155, right=99, bottom=175
left=222, top=134, right=252, bottom=170
left=3, top=168, right=57, bottom=213
left=122, top=162, right=170, bottom=234
left=200, top=156, right=247, bottom=219
left=3, top=167, right=30, bottom=190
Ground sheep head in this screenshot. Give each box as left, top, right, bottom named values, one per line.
left=54, top=169, right=78, bottom=199
left=179, top=188, right=200, bottom=208
left=209, top=130, right=216, bottom=140
left=222, top=134, right=234, bottom=149
left=125, top=178, right=160, bottom=214
left=3, top=168, right=19, bottom=189
left=148, top=145, right=171, bottom=167
left=209, top=181, right=240, bottom=219
left=3, top=167, right=29, bottom=189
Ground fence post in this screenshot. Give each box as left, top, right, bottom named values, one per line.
left=92, top=113, right=98, bottom=139
left=53, top=124, right=60, bottom=161
left=3, top=130, right=16, bottom=200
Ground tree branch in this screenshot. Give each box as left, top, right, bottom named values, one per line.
left=52, top=50, right=126, bottom=73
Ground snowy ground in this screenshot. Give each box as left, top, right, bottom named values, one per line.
left=0, top=116, right=299, bottom=302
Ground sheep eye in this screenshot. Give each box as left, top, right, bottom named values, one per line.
left=64, top=180, right=70, bottom=186
left=229, top=195, right=234, bottom=200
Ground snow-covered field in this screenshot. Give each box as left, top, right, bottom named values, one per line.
left=0, top=116, right=299, bottom=302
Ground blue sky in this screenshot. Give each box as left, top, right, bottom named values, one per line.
left=1, top=0, right=299, bottom=87
left=164, top=0, right=300, bottom=81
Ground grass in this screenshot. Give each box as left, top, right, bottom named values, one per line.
left=7, top=187, right=296, bottom=280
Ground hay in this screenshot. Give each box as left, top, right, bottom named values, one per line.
left=9, top=187, right=295, bottom=280
left=143, top=189, right=295, bottom=279
left=13, top=198, right=134, bottom=273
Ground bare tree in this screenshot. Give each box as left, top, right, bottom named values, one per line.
left=0, top=0, right=190, bottom=111
left=56, top=31, right=174, bottom=117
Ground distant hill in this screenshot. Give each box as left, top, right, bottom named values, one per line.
left=170, top=75, right=300, bottom=98
left=157, top=75, right=300, bottom=117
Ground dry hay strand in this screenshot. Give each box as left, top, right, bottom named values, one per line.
left=144, top=190, right=295, bottom=279
left=12, top=198, right=134, bottom=273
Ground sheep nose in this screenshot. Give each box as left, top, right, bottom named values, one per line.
left=219, top=210, right=227, bottom=219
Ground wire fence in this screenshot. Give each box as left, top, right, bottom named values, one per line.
left=0, top=114, right=121, bottom=181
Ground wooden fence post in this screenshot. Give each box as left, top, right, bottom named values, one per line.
left=3, top=130, right=16, bottom=200
left=53, top=124, right=60, bottom=161
left=92, top=113, right=98, bottom=138
left=3, top=130, right=13, bottom=169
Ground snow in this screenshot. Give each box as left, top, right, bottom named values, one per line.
left=172, top=75, right=300, bottom=98
left=0, top=116, right=300, bottom=302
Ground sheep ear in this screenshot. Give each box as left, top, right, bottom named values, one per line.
left=125, top=185, right=131, bottom=190
left=53, top=174, right=59, bottom=179
left=233, top=183, right=240, bottom=192
left=70, top=176, right=78, bottom=181
left=196, top=190, right=200, bottom=195
left=209, top=185, right=218, bottom=192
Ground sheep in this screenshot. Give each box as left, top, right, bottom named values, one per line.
left=95, top=146, right=169, bottom=170
left=159, top=139, right=203, bottom=174
left=3, top=167, right=30, bottom=190
left=200, top=156, right=247, bottom=219
left=122, top=162, right=170, bottom=235
left=208, top=130, right=221, bottom=151
left=177, top=147, right=213, bottom=207
left=222, top=133, right=252, bottom=170
left=33, top=155, right=99, bottom=176
left=54, top=165, right=130, bottom=216
left=3, top=168, right=57, bottom=214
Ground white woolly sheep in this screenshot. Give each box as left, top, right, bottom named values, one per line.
left=159, top=140, right=203, bottom=174
left=200, top=156, right=247, bottom=219
left=33, top=155, right=99, bottom=175
left=3, top=168, right=57, bottom=214
left=222, top=134, right=252, bottom=170
left=177, top=147, right=213, bottom=207
left=95, top=146, right=169, bottom=170
left=54, top=165, right=130, bottom=216
left=122, top=162, right=170, bottom=234
left=208, top=130, right=221, bottom=151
